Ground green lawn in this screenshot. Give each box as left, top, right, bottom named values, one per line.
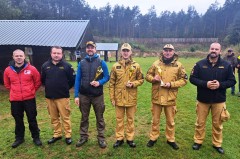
left=0, top=57, right=239, bottom=159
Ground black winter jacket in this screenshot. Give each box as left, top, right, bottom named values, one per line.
left=41, top=59, right=75, bottom=99
left=190, top=55, right=236, bottom=103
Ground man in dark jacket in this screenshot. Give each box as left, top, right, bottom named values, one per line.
left=223, top=48, right=238, bottom=95
left=74, top=41, right=110, bottom=148
left=4, top=49, right=42, bottom=148
left=41, top=46, right=75, bottom=145
left=190, top=42, right=236, bottom=154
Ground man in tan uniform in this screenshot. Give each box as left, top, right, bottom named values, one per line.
left=109, top=43, right=144, bottom=148
left=146, top=44, right=187, bottom=150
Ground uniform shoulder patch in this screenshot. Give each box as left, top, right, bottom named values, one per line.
left=116, top=66, right=121, bottom=69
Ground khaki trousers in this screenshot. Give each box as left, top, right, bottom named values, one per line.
left=115, top=106, right=136, bottom=141
left=46, top=98, right=72, bottom=138
left=149, top=103, right=177, bottom=142
left=194, top=101, right=224, bottom=147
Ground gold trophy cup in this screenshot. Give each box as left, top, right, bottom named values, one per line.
left=93, top=66, right=103, bottom=81
left=156, top=66, right=164, bottom=86
left=127, top=65, right=135, bottom=87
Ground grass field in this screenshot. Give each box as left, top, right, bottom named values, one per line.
left=0, top=57, right=239, bottom=159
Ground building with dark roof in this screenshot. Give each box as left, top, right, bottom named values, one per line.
left=96, top=43, right=119, bottom=62
left=0, top=20, right=93, bottom=83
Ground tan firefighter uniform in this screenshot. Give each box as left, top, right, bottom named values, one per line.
left=146, top=54, right=187, bottom=142
left=109, top=59, right=144, bottom=141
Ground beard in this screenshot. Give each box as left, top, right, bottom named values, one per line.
left=162, top=56, right=174, bottom=64
left=209, top=52, right=218, bottom=58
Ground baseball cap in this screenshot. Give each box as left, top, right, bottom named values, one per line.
left=163, top=44, right=174, bottom=50
left=86, top=41, right=96, bottom=48
left=227, top=48, right=233, bottom=52
left=121, top=43, right=132, bottom=51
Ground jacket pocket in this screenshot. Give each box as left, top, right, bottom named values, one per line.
left=115, top=89, right=122, bottom=104
left=168, top=89, right=178, bottom=101
left=128, top=89, right=137, bottom=104
left=152, top=84, right=159, bottom=100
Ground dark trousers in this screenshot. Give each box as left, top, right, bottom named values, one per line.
left=11, top=98, right=40, bottom=140
left=79, top=94, right=105, bottom=141
left=231, top=85, right=235, bottom=94
left=238, top=72, right=240, bottom=92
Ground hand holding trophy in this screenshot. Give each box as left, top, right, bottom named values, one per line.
left=156, top=66, right=165, bottom=86
left=91, top=66, right=103, bottom=87
left=94, top=66, right=103, bottom=80
left=126, top=65, right=135, bottom=87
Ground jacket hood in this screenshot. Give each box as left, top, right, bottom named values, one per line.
left=118, top=58, right=135, bottom=67
left=159, top=53, right=178, bottom=64
left=85, top=53, right=99, bottom=61
left=9, top=60, right=28, bottom=67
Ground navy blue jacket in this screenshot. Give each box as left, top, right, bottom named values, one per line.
left=190, top=55, right=236, bottom=103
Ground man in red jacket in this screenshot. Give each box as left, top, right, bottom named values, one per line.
left=4, top=49, right=42, bottom=148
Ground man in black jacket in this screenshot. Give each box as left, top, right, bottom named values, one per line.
left=41, top=46, right=75, bottom=145
left=190, top=42, right=236, bottom=154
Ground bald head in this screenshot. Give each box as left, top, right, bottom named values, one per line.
left=210, top=42, right=221, bottom=50
left=13, top=49, right=25, bottom=56
left=209, top=42, right=221, bottom=59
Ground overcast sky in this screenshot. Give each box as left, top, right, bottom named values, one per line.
left=85, top=0, right=226, bottom=15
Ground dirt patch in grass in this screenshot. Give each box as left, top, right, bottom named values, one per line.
left=0, top=113, right=11, bottom=120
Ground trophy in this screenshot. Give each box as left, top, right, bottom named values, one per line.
left=93, top=66, right=103, bottom=81
left=127, top=65, right=135, bottom=87
left=156, top=66, right=164, bottom=86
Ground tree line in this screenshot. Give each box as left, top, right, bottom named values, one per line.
left=1, top=0, right=240, bottom=45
